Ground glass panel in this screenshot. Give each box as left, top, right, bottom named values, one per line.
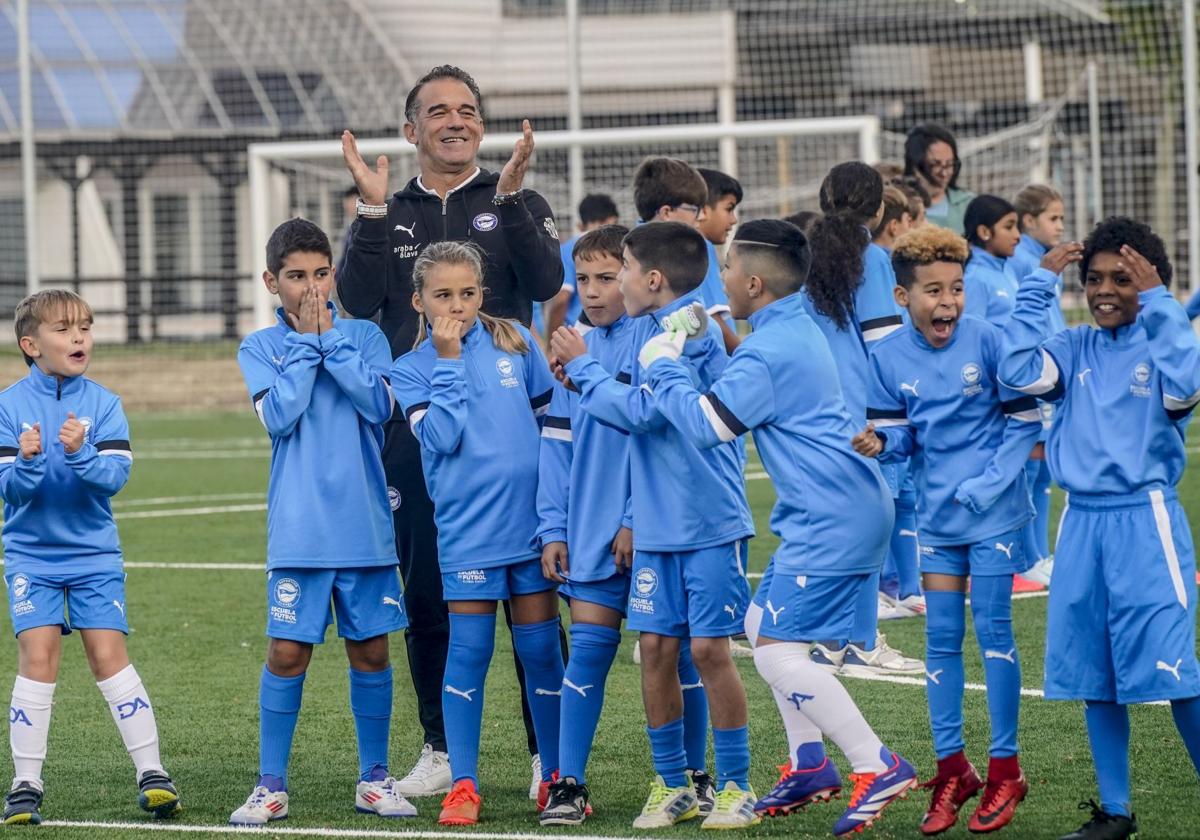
left=52, top=67, right=117, bottom=127
left=63, top=7, right=134, bottom=61
left=112, top=6, right=180, bottom=62
left=30, top=7, right=82, bottom=61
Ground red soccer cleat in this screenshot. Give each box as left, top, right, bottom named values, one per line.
left=1011, top=575, right=1045, bottom=593
left=438, top=779, right=482, bottom=826
left=920, top=761, right=983, bottom=836
left=968, top=774, right=1028, bottom=833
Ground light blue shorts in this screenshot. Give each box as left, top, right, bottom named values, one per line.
left=5, top=569, right=128, bottom=637
left=266, top=566, right=406, bottom=644
left=440, top=557, right=555, bottom=602
left=627, top=541, right=749, bottom=638
left=561, top=572, right=631, bottom=615
left=758, top=571, right=874, bottom=643
left=921, top=522, right=1036, bottom=578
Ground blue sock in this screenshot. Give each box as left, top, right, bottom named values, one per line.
left=513, top=617, right=565, bottom=782
left=925, top=590, right=967, bottom=759
left=892, top=497, right=921, bottom=599
left=1170, top=695, right=1200, bottom=777
left=795, top=741, right=827, bottom=770
left=647, top=718, right=688, bottom=788
left=713, top=725, right=751, bottom=791
left=1084, top=701, right=1130, bottom=817
left=259, top=667, right=305, bottom=787
left=970, top=574, right=1020, bottom=758
left=443, top=612, right=496, bottom=785
left=349, top=666, right=392, bottom=782
left=1026, top=459, right=1052, bottom=561
left=678, top=639, right=709, bottom=772
left=881, top=529, right=900, bottom=599
left=558, top=624, right=620, bottom=783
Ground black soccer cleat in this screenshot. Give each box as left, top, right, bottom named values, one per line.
left=138, top=770, right=182, bottom=818
left=1056, top=799, right=1138, bottom=840
left=539, top=777, right=591, bottom=826
left=691, top=769, right=716, bottom=817
left=3, top=781, right=43, bottom=825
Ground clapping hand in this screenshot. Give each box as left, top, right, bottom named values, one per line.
left=341, top=130, right=388, bottom=207
left=496, top=120, right=535, bottom=196
left=58, top=413, right=84, bottom=455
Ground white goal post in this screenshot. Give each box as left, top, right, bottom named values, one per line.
left=247, top=116, right=881, bottom=329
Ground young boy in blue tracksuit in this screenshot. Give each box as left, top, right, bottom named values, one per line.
left=549, top=221, right=756, bottom=829
left=390, top=240, right=564, bottom=828
left=0, top=290, right=179, bottom=825
left=855, top=225, right=1042, bottom=835
left=232, top=219, right=412, bottom=826
left=536, top=225, right=713, bottom=825
left=998, top=217, right=1200, bottom=840
left=642, top=219, right=918, bottom=838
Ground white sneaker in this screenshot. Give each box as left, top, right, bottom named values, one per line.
left=895, top=594, right=927, bottom=616
left=632, top=775, right=700, bottom=828
left=633, top=639, right=642, bottom=664
left=229, top=786, right=288, bottom=825
left=841, top=634, right=924, bottom=676
left=701, top=782, right=761, bottom=829
left=809, top=642, right=846, bottom=674
left=529, top=754, right=542, bottom=800
left=393, top=744, right=451, bottom=797
left=876, top=594, right=906, bottom=621
left=1023, top=555, right=1054, bottom=587
left=356, top=777, right=417, bottom=817
left=729, top=637, right=755, bottom=658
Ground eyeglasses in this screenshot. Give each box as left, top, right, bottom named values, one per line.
left=924, top=158, right=957, bottom=173
left=673, top=203, right=702, bottom=218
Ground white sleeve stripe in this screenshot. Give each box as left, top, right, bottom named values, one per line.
left=1013, top=349, right=1061, bottom=396
left=0, top=456, right=14, bottom=464
left=699, top=395, right=737, bottom=442
left=253, top=397, right=268, bottom=429
left=99, top=450, right=134, bottom=460
left=409, top=408, right=427, bottom=427
left=872, top=417, right=910, bottom=427
left=1163, top=384, right=1200, bottom=411
left=541, top=426, right=572, bottom=442
left=386, top=384, right=396, bottom=413
left=533, top=403, right=550, bottom=417
left=861, top=323, right=903, bottom=342
left=1008, top=409, right=1043, bottom=423
left=640, top=383, right=654, bottom=396
left=706, top=304, right=732, bottom=317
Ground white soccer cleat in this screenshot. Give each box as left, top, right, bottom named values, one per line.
left=229, top=786, right=288, bottom=826
left=701, top=782, right=761, bottom=829
left=356, top=777, right=417, bottom=817
left=841, top=634, right=924, bottom=676
left=809, top=641, right=846, bottom=674
left=1022, top=556, right=1054, bottom=587
left=530, top=754, right=542, bottom=800
left=632, top=775, right=700, bottom=829
left=393, top=743, right=452, bottom=797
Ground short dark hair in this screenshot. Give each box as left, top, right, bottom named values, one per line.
left=266, top=218, right=332, bottom=277
left=1081, top=216, right=1173, bottom=288
left=964, top=194, right=1017, bottom=247
left=904, top=122, right=962, bottom=189
left=573, top=224, right=629, bottom=264
left=578, top=193, right=619, bottom=226
left=732, top=219, right=811, bottom=297
left=872, top=186, right=911, bottom=238
left=405, top=65, right=483, bottom=125
left=622, top=222, right=708, bottom=294
left=632, top=157, right=707, bottom=223
left=891, top=225, right=969, bottom=289
left=697, top=168, right=743, bottom=207
left=781, top=210, right=820, bottom=234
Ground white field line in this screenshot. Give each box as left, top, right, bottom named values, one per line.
left=125, top=561, right=263, bottom=570
left=41, top=822, right=640, bottom=840
left=136, top=451, right=270, bottom=460
left=114, top=492, right=264, bottom=508
left=115, top=503, right=267, bottom=520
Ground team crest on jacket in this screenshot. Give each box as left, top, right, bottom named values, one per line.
left=543, top=217, right=560, bottom=240
left=472, top=212, right=498, bottom=232
left=961, top=362, right=983, bottom=396
left=496, top=357, right=519, bottom=388
left=387, top=486, right=401, bottom=511
left=1131, top=362, right=1152, bottom=398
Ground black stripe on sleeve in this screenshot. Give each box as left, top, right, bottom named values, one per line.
left=405, top=401, right=430, bottom=423
left=616, top=371, right=632, bottom=385
left=705, top=392, right=750, bottom=437
left=1000, top=395, right=1040, bottom=416
left=1167, top=405, right=1196, bottom=422
left=530, top=389, right=553, bottom=410
left=0, top=447, right=17, bottom=457
left=95, top=439, right=131, bottom=452
left=252, top=388, right=269, bottom=405
left=544, top=415, right=572, bottom=430
left=866, top=407, right=907, bottom=421
left=860, top=315, right=904, bottom=332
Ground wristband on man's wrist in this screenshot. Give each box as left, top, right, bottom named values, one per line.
left=356, top=198, right=387, bottom=218
left=492, top=190, right=521, bottom=206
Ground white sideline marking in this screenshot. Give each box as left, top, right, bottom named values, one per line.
left=43, top=821, right=639, bottom=840
left=114, top=492, right=264, bottom=508
left=125, top=562, right=263, bottom=571
left=137, top=451, right=270, bottom=460
left=115, top=504, right=267, bottom=520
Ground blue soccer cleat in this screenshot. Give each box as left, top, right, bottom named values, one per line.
left=754, top=759, right=842, bottom=817
left=832, top=748, right=918, bottom=837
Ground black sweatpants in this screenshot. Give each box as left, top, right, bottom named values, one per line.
left=384, top=417, right=568, bottom=755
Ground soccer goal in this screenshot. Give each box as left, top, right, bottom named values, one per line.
left=246, top=116, right=881, bottom=328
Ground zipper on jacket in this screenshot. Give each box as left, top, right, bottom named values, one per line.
left=442, top=193, right=449, bottom=240
left=55, top=379, right=61, bottom=401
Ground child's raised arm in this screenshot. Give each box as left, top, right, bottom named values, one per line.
left=641, top=349, right=770, bottom=450
left=997, top=244, right=1081, bottom=398
left=61, top=400, right=132, bottom=497
left=390, top=353, right=468, bottom=456
left=552, top=326, right=665, bottom=434
left=238, top=334, right=322, bottom=438
left=0, top=417, right=45, bottom=506
left=321, top=321, right=394, bottom=425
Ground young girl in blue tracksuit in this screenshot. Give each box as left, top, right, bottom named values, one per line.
left=999, top=217, right=1200, bottom=840
left=962, top=196, right=1022, bottom=326
left=1010, top=185, right=1069, bottom=583
left=390, top=241, right=563, bottom=827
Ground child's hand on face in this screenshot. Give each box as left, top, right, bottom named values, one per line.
left=1118, top=245, right=1164, bottom=292
left=851, top=423, right=883, bottom=458
left=431, top=316, right=464, bottom=359
left=541, top=541, right=568, bottom=583
left=316, top=287, right=333, bottom=334
left=1040, top=241, right=1083, bottom=275
left=288, top=285, right=323, bottom=334
left=18, top=423, right=40, bottom=460
left=58, top=412, right=84, bottom=454
left=549, top=326, right=587, bottom=366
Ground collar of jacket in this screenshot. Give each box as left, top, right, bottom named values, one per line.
left=27, top=362, right=83, bottom=397
left=398, top=168, right=498, bottom=200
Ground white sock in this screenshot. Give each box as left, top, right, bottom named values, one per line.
left=9, top=676, right=54, bottom=789
left=753, top=643, right=887, bottom=773
left=743, top=602, right=763, bottom=647
left=770, top=683, right=824, bottom=765
left=97, top=665, right=163, bottom=778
